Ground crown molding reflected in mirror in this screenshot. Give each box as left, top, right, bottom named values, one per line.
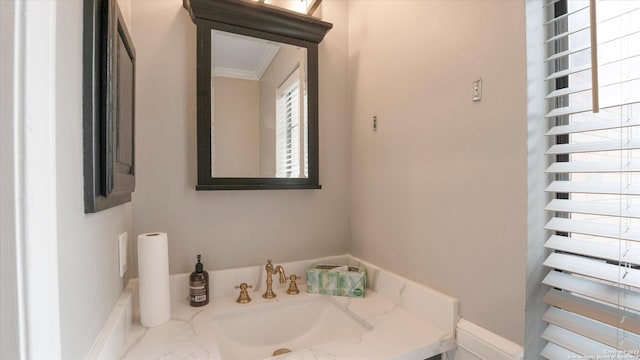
left=184, top=0, right=332, bottom=190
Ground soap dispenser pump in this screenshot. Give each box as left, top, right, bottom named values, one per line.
left=190, top=255, right=209, bottom=307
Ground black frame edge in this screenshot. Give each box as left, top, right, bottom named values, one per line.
left=82, top=0, right=136, bottom=213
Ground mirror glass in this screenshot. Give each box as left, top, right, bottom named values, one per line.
left=210, top=29, right=308, bottom=178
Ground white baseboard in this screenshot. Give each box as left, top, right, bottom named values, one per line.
left=86, top=281, right=134, bottom=360
left=455, top=318, right=523, bottom=360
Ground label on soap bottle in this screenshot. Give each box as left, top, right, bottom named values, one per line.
left=190, top=280, right=207, bottom=303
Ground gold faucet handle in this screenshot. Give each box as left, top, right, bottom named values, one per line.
left=286, top=275, right=300, bottom=295
left=235, top=283, right=253, bottom=304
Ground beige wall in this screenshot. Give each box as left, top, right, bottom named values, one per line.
left=130, top=0, right=350, bottom=275
left=213, top=77, right=260, bottom=177
left=348, top=0, right=528, bottom=345
left=130, top=0, right=527, bottom=347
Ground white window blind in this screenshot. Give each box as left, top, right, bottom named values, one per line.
left=542, top=0, right=640, bottom=358
left=275, top=67, right=305, bottom=178
left=211, top=81, right=216, bottom=176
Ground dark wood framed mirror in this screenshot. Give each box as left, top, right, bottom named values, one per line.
left=183, top=0, right=332, bottom=190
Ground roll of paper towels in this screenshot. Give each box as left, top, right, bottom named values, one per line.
left=137, top=232, right=171, bottom=327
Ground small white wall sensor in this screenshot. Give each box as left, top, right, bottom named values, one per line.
left=472, top=79, right=482, bottom=102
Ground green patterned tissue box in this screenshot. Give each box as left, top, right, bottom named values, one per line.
left=306, top=264, right=366, bottom=298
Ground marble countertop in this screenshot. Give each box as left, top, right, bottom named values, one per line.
left=121, top=284, right=455, bottom=360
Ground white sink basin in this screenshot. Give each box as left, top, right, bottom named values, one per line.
left=212, top=296, right=372, bottom=359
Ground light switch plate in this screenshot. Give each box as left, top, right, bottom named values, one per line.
left=118, top=232, right=128, bottom=277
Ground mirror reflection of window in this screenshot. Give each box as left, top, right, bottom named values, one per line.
left=275, top=67, right=306, bottom=178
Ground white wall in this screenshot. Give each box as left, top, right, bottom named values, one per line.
left=130, top=0, right=350, bottom=275
left=55, top=1, right=133, bottom=358
left=348, top=0, right=528, bottom=346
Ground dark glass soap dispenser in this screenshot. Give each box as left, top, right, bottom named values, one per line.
left=190, top=255, right=209, bottom=306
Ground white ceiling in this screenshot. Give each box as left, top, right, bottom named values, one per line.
left=211, top=30, right=281, bottom=81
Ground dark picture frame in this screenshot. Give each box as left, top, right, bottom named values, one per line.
left=83, top=0, right=136, bottom=213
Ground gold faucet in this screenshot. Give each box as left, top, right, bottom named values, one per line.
left=263, top=259, right=286, bottom=299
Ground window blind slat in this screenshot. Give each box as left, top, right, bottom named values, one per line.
left=545, top=217, right=640, bottom=242
left=543, top=307, right=640, bottom=353
left=541, top=342, right=581, bottom=360
left=545, top=100, right=640, bottom=118
left=544, top=4, right=590, bottom=26
left=543, top=269, right=640, bottom=311
left=598, top=68, right=640, bottom=90
left=543, top=252, right=640, bottom=288
left=545, top=83, right=592, bottom=100
left=544, top=100, right=640, bottom=119
left=545, top=104, right=594, bottom=118
left=546, top=161, right=640, bottom=174
left=599, top=29, right=640, bottom=50
left=545, top=25, right=590, bottom=44
left=546, top=181, right=640, bottom=195
left=546, top=138, right=640, bottom=155
left=545, top=44, right=591, bottom=63
left=546, top=63, right=592, bottom=81
left=542, top=324, right=619, bottom=358
left=598, top=5, right=640, bottom=24
left=546, top=118, right=640, bottom=136
left=597, top=81, right=640, bottom=109
left=600, top=53, right=640, bottom=70
left=545, top=199, right=640, bottom=219
left=544, top=288, right=640, bottom=334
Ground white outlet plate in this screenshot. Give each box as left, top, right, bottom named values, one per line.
left=118, top=232, right=128, bottom=277
left=472, top=78, right=482, bottom=102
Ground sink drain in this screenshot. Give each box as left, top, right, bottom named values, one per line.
left=272, top=348, right=292, bottom=356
